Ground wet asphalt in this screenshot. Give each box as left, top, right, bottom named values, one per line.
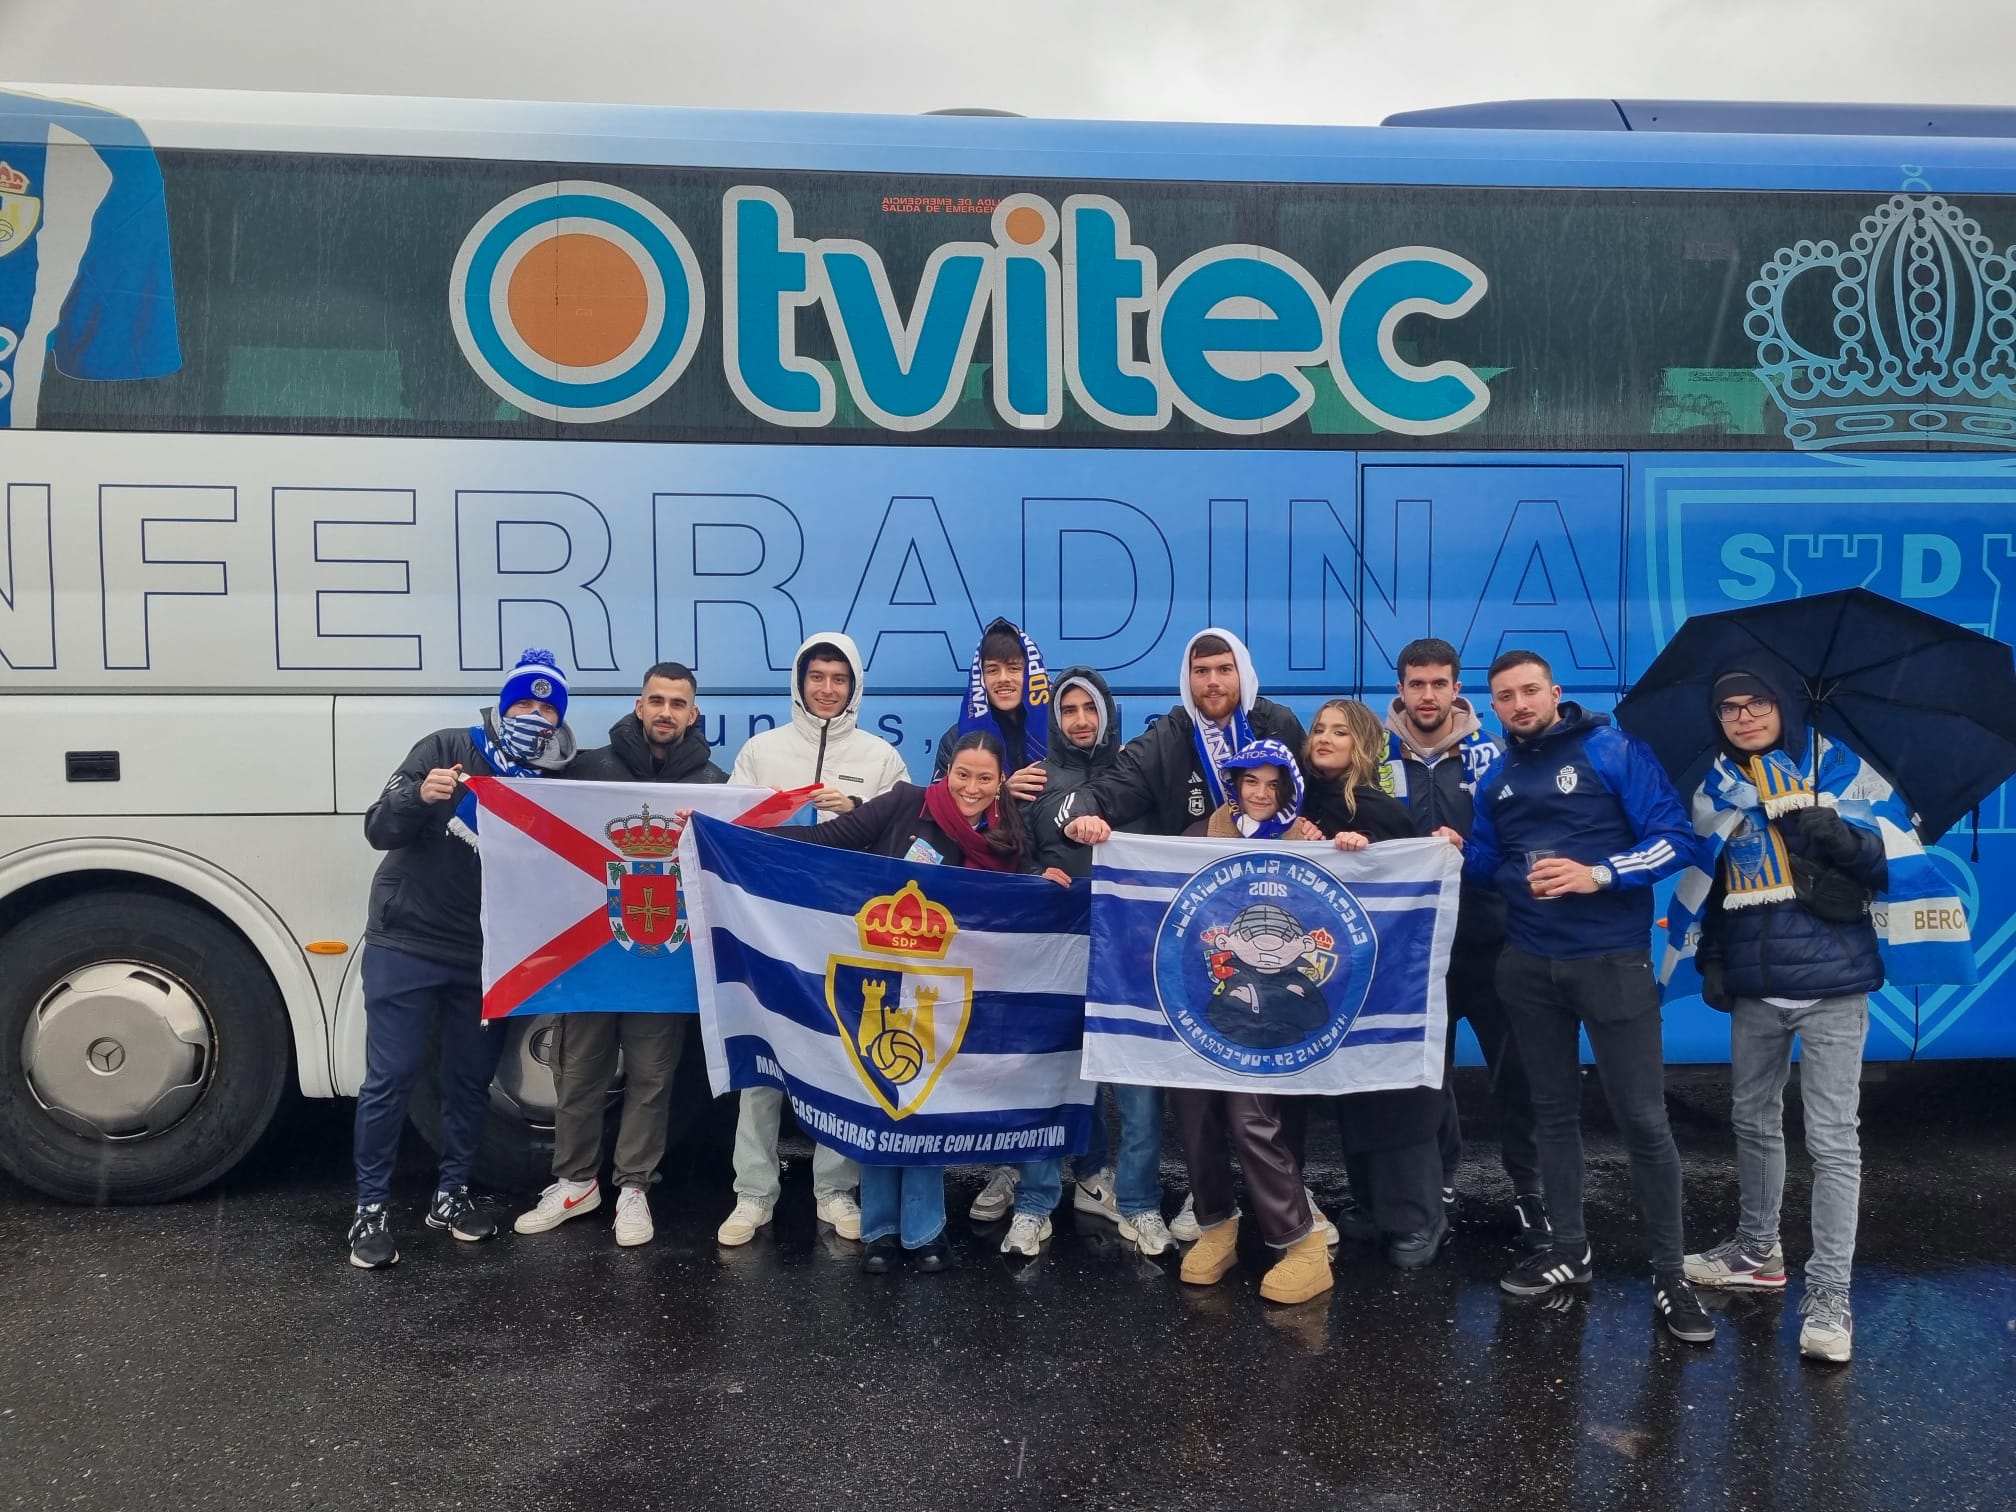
left=2, top=1067, right=2013, bottom=1512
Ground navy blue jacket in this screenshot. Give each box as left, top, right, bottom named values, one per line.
left=1465, top=703, right=1695, bottom=959
left=1693, top=658, right=1889, bottom=999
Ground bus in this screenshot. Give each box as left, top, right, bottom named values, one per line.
left=3, top=84, right=2014, bottom=1205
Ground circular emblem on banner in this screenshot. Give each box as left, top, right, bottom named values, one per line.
left=1151, top=852, right=1378, bottom=1075
left=449, top=180, right=704, bottom=423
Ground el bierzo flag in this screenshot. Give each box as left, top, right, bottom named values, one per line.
left=468, top=777, right=815, bottom=1019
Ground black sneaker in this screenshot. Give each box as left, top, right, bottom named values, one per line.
left=425, top=1185, right=498, bottom=1242
left=915, top=1237, right=954, bottom=1273
left=348, top=1204, right=398, bottom=1269
left=1500, top=1242, right=1592, bottom=1296
left=1332, top=1197, right=1378, bottom=1245
left=1387, top=1212, right=1450, bottom=1271
left=1513, top=1191, right=1553, bottom=1253
left=859, top=1235, right=902, bottom=1275
left=1654, top=1271, right=1717, bottom=1344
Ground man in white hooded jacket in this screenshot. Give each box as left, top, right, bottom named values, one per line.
left=717, top=632, right=910, bottom=1245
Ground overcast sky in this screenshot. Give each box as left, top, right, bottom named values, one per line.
left=1, top=0, right=2010, bottom=125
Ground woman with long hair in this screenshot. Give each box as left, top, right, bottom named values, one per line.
left=787, top=729, right=1058, bottom=1274
left=1296, top=697, right=1453, bottom=1270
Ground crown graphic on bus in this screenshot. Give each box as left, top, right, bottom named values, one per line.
left=1748, top=193, right=2016, bottom=450
left=606, top=805, right=681, bottom=858
left=0, top=162, right=27, bottom=194
left=854, top=880, right=957, bottom=959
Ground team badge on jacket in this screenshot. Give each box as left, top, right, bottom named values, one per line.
left=606, top=805, right=688, bottom=954
left=1555, top=766, right=1579, bottom=794
left=1152, top=853, right=1378, bottom=1074
left=825, top=881, right=974, bottom=1118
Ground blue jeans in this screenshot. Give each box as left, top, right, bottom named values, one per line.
left=1728, top=994, right=1867, bottom=1294
left=1020, top=1084, right=1165, bottom=1219
left=860, top=1164, right=946, bottom=1247
left=352, top=944, right=507, bottom=1207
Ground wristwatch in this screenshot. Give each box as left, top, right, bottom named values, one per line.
left=1589, top=863, right=1615, bottom=890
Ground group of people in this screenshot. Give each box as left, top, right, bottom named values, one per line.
left=347, top=621, right=1886, bottom=1365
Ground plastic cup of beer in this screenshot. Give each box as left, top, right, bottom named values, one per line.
left=1526, top=849, right=1560, bottom=900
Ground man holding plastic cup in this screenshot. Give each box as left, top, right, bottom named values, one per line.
left=1453, top=651, right=1713, bottom=1344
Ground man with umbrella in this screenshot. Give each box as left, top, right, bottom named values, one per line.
left=1622, top=588, right=1999, bottom=1366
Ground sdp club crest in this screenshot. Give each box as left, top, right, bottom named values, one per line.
left=825, top=880, right=972, bottom=1118
left=1151, top=852, right=1378, bottom=1074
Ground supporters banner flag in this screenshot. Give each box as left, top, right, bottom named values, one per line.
left=468, top=778, right=815, bottom=1019
left=681, top=814, right=1096, bottom=1166
left=1084, top=834, right=1460, bottom=1094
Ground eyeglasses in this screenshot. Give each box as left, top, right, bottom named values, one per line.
left=1715, top=697, right=1777, bottom=724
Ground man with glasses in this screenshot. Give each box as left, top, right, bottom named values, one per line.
left=1677, top=666, right=1891, bottom=1363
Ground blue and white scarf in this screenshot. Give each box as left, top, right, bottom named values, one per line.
left=1194, top=706, right=1255, bottom=811
left=1219, top=738, right=1305, bottom=839
left=958, top=622, right=1049, bottom=769
left=1662, top=734, right=1977, bottom=988
left=449, top=715, right=557, bottom=850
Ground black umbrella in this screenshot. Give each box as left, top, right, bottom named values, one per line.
left=1613, top=587, right=2016, bottom=843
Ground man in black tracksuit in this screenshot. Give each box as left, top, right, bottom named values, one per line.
left=513, top=662, right=728, bottom=1249
left=350, top=649, right=578, bottom=1269
left=1464, top=649, right=1714, bottom=1344
left=1382, top=637, right=1546, bottom=1250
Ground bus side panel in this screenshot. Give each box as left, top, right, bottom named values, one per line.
left=1628, top=451, right=2016, bottom=1060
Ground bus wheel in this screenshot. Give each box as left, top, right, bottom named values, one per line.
left=0, top=892, right=292, bottom=1204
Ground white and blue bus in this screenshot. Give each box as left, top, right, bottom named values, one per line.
left=2, top=84, right=2012, bottom=1203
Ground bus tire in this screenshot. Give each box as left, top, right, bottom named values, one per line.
left=0, top=892, right=292, bottom=1204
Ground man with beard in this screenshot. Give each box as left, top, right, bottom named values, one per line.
left=514, top=663, right=727, bottom=1249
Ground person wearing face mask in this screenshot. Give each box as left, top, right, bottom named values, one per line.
left=716, top=633, right=910, bottom=1248
left=346, top=650, right=580, bottom=1270
left=787, top=730, right=1066, bottom=1274
left=1003, top=670, right=1174, bottom=1257
left=1297, top=699, right=1453, bottom=1269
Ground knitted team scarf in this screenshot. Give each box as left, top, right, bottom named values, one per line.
left=958, top=622, right=1049, bottom=769
left=1663, top=733, right=1978, bottom=988
left=449, top=715, right=556, bottom=849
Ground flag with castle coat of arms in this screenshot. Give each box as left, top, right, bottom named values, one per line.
left=468, top=778, right=816, bottom=1019
left=680, top=814, right=1097, bottom=1166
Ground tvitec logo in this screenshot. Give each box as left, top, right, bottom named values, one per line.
left=449, top=182, right=1490, bottom=436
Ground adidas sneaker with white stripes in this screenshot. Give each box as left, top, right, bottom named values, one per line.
left=1500, top=1242, right=1593, bottom=1296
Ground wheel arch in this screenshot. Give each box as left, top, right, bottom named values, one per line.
left=0, top=840, right=331, bottom=1097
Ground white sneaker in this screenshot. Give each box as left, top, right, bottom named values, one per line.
left=716, top=1196, right=774, bottom=1246
left=1306, top=1187, right=1339, bottom=1255
left=1072, top=1168, right=1120, bottom=1221
left=513, top=1178, right=600, bottom=1235
left=613, top=1185, right=654, bottom=1248
left=815, top=1192, right=862, bottom=1241
left=1000, top=1213, right=1051, bottom=1256
left=1117, top=1209, right=1176, bottom=1256
left=968, top=1166, right=1020, bottom=1223
left=1170, top=1193, right=1201, bottom=1243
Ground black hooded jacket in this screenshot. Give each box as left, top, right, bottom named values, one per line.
left=1696, top=659, right=1889, bottom=1000
left=1302, top=779, right=1416, bottom=844
left=569, top=714, right=728, bottom=785
left=1083, top=698, right=1308, bottom=838
left=361, top=709, right=579, bottom=968
left=1023, top=667, right=1140, bottom=877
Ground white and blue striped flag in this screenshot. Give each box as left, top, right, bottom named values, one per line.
left=1085, top=834, right=1461, bottom=1094
left=681, top=814, right=1097, bottom=1165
